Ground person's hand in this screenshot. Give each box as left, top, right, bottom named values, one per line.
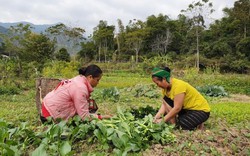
left=101, top=114, right=113, bottom=119
left=153, top=118, right=163, bottom=123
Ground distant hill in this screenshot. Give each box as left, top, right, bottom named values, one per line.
left=0, top=26, right=8, bottom=43
left=0, top=22, right=82, bottom=56
left=0, top=25, right=8, bottom=34
left=0, top=21, right=55, bottom=33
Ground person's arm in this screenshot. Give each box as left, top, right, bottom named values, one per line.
left=154, top=98, right=173, bottom=119
left=163, top=93, right=185, bottom=122
left=154, top=101, right=167, bottom=120
left=73, top=90, right=91, bottom=120
left=71, top=88, right=113, bottom=120
left=162, top=100, right=176, bottom=124
left=99, top=114, right=113, bottom=119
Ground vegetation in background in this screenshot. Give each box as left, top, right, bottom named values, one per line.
left=126, top=83, right=160, bottom=99
left=1, top=0, right=249, bottom=73
left=196, top=85, right=228, bottom=97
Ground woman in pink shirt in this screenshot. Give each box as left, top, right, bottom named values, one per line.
left=41, top=64, right=110, bottom=122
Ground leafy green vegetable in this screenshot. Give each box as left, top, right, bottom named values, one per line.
left=0, top=106, right=175, bottom=155
left=126, top=84, right=160, bottom=98
left=102, top=87, right=120, bottom=102
left=130, top=105, right=158, bottom=119
left=196, top=85, right=228, bottom=97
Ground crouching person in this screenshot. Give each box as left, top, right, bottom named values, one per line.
left=40, top=64, right=112, bottom=123
left=152, top=67, right=210, bottom=130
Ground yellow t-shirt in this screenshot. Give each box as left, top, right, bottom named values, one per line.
left=162, top=78, right=210, bottom=112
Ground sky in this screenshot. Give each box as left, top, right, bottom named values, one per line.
left=0, top=0, right=236, bottom=36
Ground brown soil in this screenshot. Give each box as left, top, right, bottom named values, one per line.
left=218, top=94, right=250, bottom=103
left=142, top=94, right=250, bottom=156
left=143, top=124, right=250, bottom=156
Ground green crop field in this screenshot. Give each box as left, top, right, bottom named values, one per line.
left=0, top=69, right=250, bottom=155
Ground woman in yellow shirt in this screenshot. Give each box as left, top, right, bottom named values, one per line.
left=152, top=67, right=210, bottom=130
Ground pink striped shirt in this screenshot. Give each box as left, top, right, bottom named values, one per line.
left=43, top=75, right=93, bottom=120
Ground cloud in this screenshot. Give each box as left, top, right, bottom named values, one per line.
left=0, top=0, right=235, bottom=35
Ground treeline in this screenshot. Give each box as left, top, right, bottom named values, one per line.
left=0, top=0, right=249, bottom=74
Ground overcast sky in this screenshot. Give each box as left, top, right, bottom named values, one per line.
left=0, top=0, right=236, bottom=36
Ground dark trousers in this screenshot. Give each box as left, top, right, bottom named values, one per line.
left=40, top=115, right=48, bottom=124
left=163, top=96, right=210, bottom=130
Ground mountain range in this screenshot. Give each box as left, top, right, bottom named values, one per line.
left=0, top=21, right=55, bottom=34
left=0, top=22, right=82, bottom=55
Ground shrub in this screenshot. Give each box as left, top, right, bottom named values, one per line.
left=196, top=85, right=228, bottom=97
left=92, top=87, right=120, bottom=102
left=0, top=86, right=21, bottom=95
left=102, top=87, right=120, bottom=102
left=126, top=83, right=160, bottom=98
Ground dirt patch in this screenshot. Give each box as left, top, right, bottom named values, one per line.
left=143, top=124, right=250, bottom=156
left=218, top=94, right=250, bottom=103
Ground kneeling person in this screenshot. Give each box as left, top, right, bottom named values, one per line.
left=152, top=67, right=210, bottom=130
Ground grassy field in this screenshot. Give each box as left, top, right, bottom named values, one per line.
left=0, top=71, right=250, bottom=155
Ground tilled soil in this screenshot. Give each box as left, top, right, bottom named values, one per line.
left=142, top=95, right=250, bottom=156
left=143, top=122, right=250, bottom=156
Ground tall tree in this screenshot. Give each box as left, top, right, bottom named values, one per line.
left=20, top=33, right=55, bottom=68
left=125, top=19, right=149, bottom=63
left=172, top=14, right=193, bottom=55
left=231, top=0, right=250, bottom=38
left=145, top=14, right=172, bottom=56
left=181, top=0, right=214, bottom=70
left=200, top=0, right=250, bottom=73
left=2, top=23, right=32, bottom=57
left=78, top=41, right=97, bottom=62
left=46, top=23, right=85, bottom=55
left=115, top=19, right=126, bottom=61
left=93, top=20, right=115, bottom=62
left=0, top=24, right=33, bottom=75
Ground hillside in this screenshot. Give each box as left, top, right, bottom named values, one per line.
left=0, top=25, right=8, bottom=34
left=0, top=21, right=54, bottom=33
left=0, top=22, right=82, bottom=55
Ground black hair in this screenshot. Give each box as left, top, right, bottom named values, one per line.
left=163, top=66, right=171, bottom=73
left=78, top=64, right=102, bottom=78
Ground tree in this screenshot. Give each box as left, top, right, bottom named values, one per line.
left=77, top=41, right=97, bottom=62
left=231, top=0, right=250, bottom=38
left=181, top=0, right=214, bottom=70
left=0, top=42, right=6, bottom=55
left=20, top=33, right=55, bottom=70
left=46, top=23, right=85, bottom=55
left=2, top=23, right=32, bottom=57
left=125, top=19, right=149, bottom=63
left=55, top=48, right=70, bottom=62
left=115, top=19, right=126, bottom=61
left=236, top=37, right=250, bottom=61
left=145, top=14, right=172, bottom=56
left=93, top=20, right=115, bottom=62
left=0, top=24, right=34, bottom=76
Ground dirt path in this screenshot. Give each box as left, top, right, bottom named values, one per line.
left=218, top=94, right=250, bottom=103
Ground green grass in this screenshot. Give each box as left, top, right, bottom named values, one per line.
left=176, top=71, right=250, bottom=95
left=0, top=91, right=38, bottom=124
left=210, top=102, right=250, bottom=125
left=40, top=62, right=250, bottom=95
left=99, top=73, right=151, bottom=88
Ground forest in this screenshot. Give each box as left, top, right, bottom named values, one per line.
left=0, top=0, right=249, bottom=76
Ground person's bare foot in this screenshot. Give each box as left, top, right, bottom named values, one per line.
left=197, top=123, right=204, bottom=130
